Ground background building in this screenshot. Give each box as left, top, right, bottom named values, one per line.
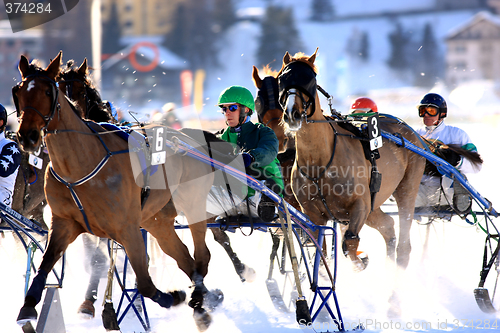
left=445, top=11, right=500, bottom=86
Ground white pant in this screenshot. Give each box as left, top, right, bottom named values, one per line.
left=206, top=185, right=264, bottom=218
left=415, top=175, right=454, bottom=208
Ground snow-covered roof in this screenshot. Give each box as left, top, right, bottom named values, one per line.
left=101, top=42, right=189, bottom=71
left=446, top=11, right=500, bottom=39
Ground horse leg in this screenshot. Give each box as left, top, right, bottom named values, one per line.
left=116, top=225, right=183, bottom=309
left=17, top=216, right=83, bottom=323
left=142, top=206, right=196, bottom=278
left=365, top=208, right=397, bottom=261
left=393, top=188, right=419, bottom=269
left=78, top=235, right=108, bottom=317
left=341, top=201, right=370, bottom=271
left=211, top=227, right=256, bottom=282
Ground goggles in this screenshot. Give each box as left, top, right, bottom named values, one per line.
left=418, top=105, right=439, bottom=117
left=220, top=104, right=239, bottom=113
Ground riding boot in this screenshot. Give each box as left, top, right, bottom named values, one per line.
left=258, top=179, right=279, bottom=222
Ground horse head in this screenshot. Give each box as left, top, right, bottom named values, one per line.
left=58, top=58, right=115, bottom=123
left=277, top=48, right=319, bottom=132
left=251, top=65, right=292, bottom=152
left=15, top=51, right=62, bottom=153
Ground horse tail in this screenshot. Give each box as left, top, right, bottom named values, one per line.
left=422, top=137, right=483, bottom=168
left=447, top=144, right=483, bottom=168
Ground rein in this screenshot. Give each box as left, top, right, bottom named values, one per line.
left=59, top=77, right=92, bottom=119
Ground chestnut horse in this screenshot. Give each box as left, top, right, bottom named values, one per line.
left=59, top=58, right=255, bottom=288
left=276, top=49, right=426, bottom=271
left=14, top=52, right=215, bottom=328
left=58, top=59, right=117, bottom=317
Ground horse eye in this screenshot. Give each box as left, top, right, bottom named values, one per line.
left=45, top=89, right=52, bottom=96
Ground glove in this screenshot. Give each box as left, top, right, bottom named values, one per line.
left=240, top=152, right=254, bottom=168
left=438, top=148, right=461, bottom=167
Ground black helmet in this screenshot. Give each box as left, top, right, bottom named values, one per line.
left=418, top=93, right=447, bottom=118
left=0, top=103, right=7, bottom=132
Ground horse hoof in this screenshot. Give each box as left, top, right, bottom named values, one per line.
left=188, top=288, right=206, bottom=309
left=240, top=264, right=256, bottom=283
left=16, top=306, right=37, bottom=326
left=193, top=307, right=212, bottom=332
left=152, top=290, right=174, bottom=308
left=77, top=299, right=95, bottom=318
left=171, top=290, right=186, bottom=306
left=204, top=289, right=224, bottom=311
left=352, top=251, right=369, bottom=272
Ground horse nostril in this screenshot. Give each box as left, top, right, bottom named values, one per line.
left=293, top=109, right=302, bottom=120
left=28, top=130, right=40, bottom=145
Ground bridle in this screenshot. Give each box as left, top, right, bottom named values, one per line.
left=277, top=61, right=317, bottom=120
left=13, top=73, right=61, bottom=134
left=59, top=73, right=97, bottom=119
left=255, top=76, right=283, bottom=125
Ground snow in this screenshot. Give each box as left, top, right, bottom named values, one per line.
left=1, top=120, right=499, bottom=333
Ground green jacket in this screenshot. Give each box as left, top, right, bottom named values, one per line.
left=218, top=122, right=284, bottom=197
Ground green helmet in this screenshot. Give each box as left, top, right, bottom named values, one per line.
left=217, top=85, right=255, bottom=114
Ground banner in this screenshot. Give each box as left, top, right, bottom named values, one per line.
left=180, top=70, right=193, bottom=109
left=194, top=69, right=206, bottom=114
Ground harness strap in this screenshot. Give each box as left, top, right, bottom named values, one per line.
left=49, top=124, right=130, bottom=234
left=297, top=120, right=339, bottom=223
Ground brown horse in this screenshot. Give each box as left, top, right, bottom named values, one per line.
left=276, top=49, right=426, bottom=271
left=14, top=52, right=215, bottom=329
left=58, top=59, right=255, bottom=320
left=57, top=59, right=117, bottom=317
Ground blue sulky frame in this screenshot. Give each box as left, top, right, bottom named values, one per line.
left=0, top=202, right=65, bottom=293
left=3, top=121, right=497, bottom=331
left=165, top=136, right=347, bottom=331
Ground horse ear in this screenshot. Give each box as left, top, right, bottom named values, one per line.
left=18, top=55, right=30, bottom=78
left=78, top=58, right=88, bottom=76
left=252, top=66, right=262, bottom=88
left=283, top=51, right=291, bottom=65
left=46, top=51, right=62, bottom=78
left=308, top=47, right=319, bottom=64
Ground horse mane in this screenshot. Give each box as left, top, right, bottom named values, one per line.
left=58, top=60, right=114, bottom=123
left=260, top=65, right=279, bottom=78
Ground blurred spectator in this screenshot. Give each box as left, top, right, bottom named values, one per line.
left=161, top=103, right=182, bottom=129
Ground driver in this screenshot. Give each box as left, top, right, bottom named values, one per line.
left=415, top=93, right=482, bottom=213
left=216, top=85, right=284, bottom=222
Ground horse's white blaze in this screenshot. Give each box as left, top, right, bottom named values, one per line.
left=285, top=88, right=297, bottom=117
left=27, top=80, right=35, bottom=91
